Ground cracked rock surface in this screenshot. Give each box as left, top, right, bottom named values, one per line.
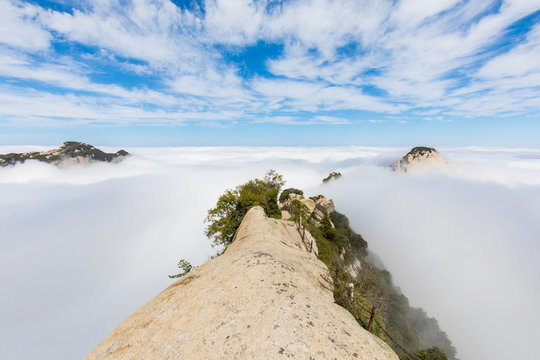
left=87, top=206, right=398, bottom=360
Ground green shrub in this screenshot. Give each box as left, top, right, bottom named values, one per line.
left=205, top=170, right=284, bottom=248
left=315, top=235, right=339, bottom=266
left=329, top=210, right=350, bottom=229
left=315, top=209, right=454, bottom=360
left=320, top=214, right=337, bottom=242
left=169, top=259, right=193, bottom=279
left=203, top=176, right=455, bottom=360
left=415, top=346, right=448, bottom=360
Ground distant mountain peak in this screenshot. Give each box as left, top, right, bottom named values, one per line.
left=393, top=146, right=445, bottom=172
left=0, top=141, right=129, bottom=167
left=322, top=171, right=342, bottom=183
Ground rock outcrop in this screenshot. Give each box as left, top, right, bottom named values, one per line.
left=279, top=193, right=335, bottom=228
left=87, top=206, right=398, bottom=360
left=323, top=171, right=342, bottom=183
left=315, top=195, right=335, bottom=215
left=393, top=146, right=445, bottom=173
left=346, top=257, right=362, bottom=278
left=0, top=141, right=129, bottom=167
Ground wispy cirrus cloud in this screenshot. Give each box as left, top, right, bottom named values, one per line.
left=0, top=0, right=539, bottom=128
left=251, top=114, right=351, bottom=125
left=0, top=0, right=51, bottom=50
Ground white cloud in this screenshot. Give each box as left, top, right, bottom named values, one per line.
left=477, top=23, right=540, bottom=79
left=1, top=146, right=540, bottom=360
left=167, top=68, right=248, bottom=100
left=203, top=0, right=266, bottom=45
left=0, top=83, right=248, bottom=126
left=251, top=77, right=404, bottom=113
left=251, top=115, right=351, bottom=125
left=316, top=149, right=540, bottom=360
left=392, top=0, right=461, bottom=26
left=39, top=0, right=202, bottom=67
left=0, top=0, right=51, bottom=50
left=1, top=0, right=540, bottom=124
left=252, top=78, right=321, bottom=102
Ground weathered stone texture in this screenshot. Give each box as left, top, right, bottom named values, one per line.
left=87, top=206, right=398, bottom=360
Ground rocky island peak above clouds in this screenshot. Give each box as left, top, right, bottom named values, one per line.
left=0, top=141, right=129, bottom=167
left=393, top=146, right=446, bottom=173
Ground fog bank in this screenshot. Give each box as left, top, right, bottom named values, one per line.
left=0, top=146, right=538, bottom=360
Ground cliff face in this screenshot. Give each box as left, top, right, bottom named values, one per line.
left=87, top=206, right=398, bottom=360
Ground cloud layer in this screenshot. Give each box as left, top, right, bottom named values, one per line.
left=1, top=146, right=539, bottom=359
left=1, top=0, right=540, bottom=127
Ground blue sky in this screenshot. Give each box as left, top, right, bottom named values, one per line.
left=1, top=0, right=540, bottom=146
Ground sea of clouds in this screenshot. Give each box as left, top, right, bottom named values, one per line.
left=1, top=146, right=539, bottom=360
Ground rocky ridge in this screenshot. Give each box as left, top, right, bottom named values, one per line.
left=87, top=206, right=398, bottom=360
left=279, top=193, right=335, bottom=228
left=277, top=187, right=456, bottom=359
left=0, top=141, right=129, bottom=167
left=393, top=146, right=445, bottom=173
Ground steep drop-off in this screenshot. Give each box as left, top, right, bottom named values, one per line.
left=87, top=206, right=398, bottom=360
left=279, top=191, right=456, bottom=359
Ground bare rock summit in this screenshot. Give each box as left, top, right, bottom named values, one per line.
left=87, top=206, right=398, bottom=360
left=393, top=146, right=446, bottom=173
left=0, top=141, right=129, bottom=167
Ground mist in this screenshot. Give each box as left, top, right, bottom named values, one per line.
left=0, top=146, right=539, bottom=360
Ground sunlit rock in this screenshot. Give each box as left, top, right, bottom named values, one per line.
left=0, top=141, right=129, bottom=167
left=393, top=146, right=446, bottom=173
left=86, top=206, right=397, bottom=360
